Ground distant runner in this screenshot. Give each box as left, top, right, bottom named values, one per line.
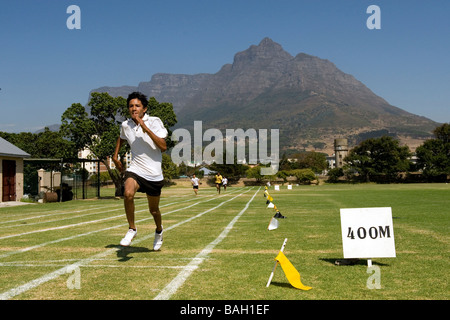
left=215, top=172, right=223, bottom=194
left=191, top=174, right=199, bottom=195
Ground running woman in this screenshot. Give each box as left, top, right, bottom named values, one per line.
left=113, top=92, right=167, bottom=250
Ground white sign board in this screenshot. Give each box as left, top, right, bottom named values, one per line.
left=274, top=185, right=280, bottom=191
left=340, top=207, right=396, bottom=259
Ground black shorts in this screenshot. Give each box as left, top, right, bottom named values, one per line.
left=193, top=185, right=199, bottom=189
left=124, top=171, right=164, bottom=196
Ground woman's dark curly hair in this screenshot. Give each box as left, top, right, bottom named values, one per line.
left=127, top=91, right=148, bottom=108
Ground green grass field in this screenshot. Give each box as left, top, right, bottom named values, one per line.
left=0, top=183, right=448, bottom=301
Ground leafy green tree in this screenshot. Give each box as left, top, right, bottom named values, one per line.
left=245, top=165, right=264, bottom=183
left=0, top=132, right=36, bottom=156
left=415, top=123, right=450, bottom=178
left=0, top=128, right=76, bottom=160
left=60, top=93, right=124, bottom=195
left=276, top=170, right=289, bottom=184
left=327, top=167, right=344, bottom=183
left=161, top=153, right=179, bottom=182
left=59, top=103, right=94, bottom=153
left=35, top=128, right=78, bottom=160
left=279, top=153, right=291, bottom=171
left=344, top=136, right=411, bottom=182
left=289, top=168, right=316, bottom=184
left=433, top=123, right=450, bottom=143
left=147, top=97, right=178, bottom=149
left=208, top=153, right=249, bottom=183
left=291, top=151, right=327, bottom=173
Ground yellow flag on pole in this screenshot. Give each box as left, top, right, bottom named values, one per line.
left=274, top=251, right=312, bottom=290
left=266, top=239, right=288, bottom=287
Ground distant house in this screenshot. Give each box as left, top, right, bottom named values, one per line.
left=78, top=145, right=131, bottom=175
left=0, top=137, right=30, bottom=202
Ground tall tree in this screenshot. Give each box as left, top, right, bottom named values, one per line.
left=147, top=97, right=178, bottom=149
left=60, top=93, right=124, bottom=194
left=290, top=151, right=327, bottom=173
left=345, top=136, right=411, bottom=182
left=0, top=128, right=76, bottom=160
left=415, top=123, right=450, bottom=178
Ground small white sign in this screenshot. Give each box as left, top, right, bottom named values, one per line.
left=287, top=185, right=292, bottom=190
left=267, top=217, right=279, bottom=231
left=274, top=185, right=280, bottom=191
left=340, top=207, right=396, bottom=259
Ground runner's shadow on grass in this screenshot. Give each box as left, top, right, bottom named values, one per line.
left=105, top=244, right=151, bottom=262
left=319, top=258, right=390, bottom=266
left=269, top=281, right=294, bottom=289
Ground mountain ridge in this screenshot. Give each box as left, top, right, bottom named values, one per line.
left=91, top=37, right=438, bottom=153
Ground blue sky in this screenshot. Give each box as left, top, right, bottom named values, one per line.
left=0, top=0, right=449, bottom=133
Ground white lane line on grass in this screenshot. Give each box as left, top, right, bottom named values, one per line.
left=0, top=215, right=124, bottom=240
left=0, top=188, right=252, bottom=300
left=0, top=201, right=146, bottom=225
left=0, top=189, right=243, bottom=259
left=0, top=262, right=188, bottom=269
left=0, top=202, right=149, bottom=228
left=153, top=187, right=260, bottom=300
left=0, top=206, right=108, bottom=223
left=0, top=190, right=225, bottom=240
left=0, top=189, right=215, bottom=227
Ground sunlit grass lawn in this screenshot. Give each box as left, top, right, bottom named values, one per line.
left=0, top=183, right=448, bottom=300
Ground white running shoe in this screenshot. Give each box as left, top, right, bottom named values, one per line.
left=153, top=227, right=163, bottom=250
left=120, top=228, right=137, bottom=246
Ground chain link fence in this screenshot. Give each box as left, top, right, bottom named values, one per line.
left=24, top=158, right=101, bottom=202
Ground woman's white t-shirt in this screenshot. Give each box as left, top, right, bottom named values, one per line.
left=191, top=177, right=199, bottom=186
left=120, top=114, right=168, bottom=181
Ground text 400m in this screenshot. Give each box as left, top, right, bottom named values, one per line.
left=347, top=226, right=391, bottom=240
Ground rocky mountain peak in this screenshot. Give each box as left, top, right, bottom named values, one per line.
left=232, top=37, right=293, bottom=68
